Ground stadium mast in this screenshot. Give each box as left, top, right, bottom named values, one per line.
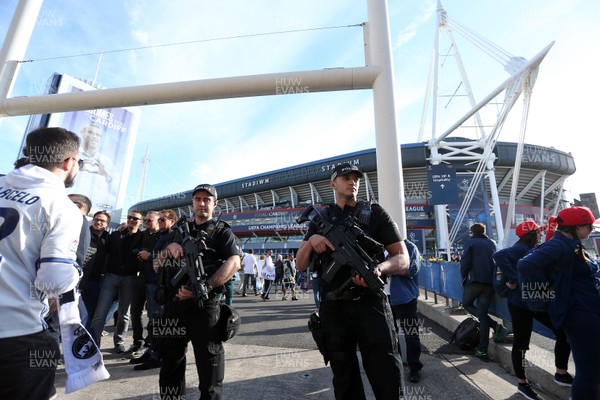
left=421, top=1, right=553, bottom=253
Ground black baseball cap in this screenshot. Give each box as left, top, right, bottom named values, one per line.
left=192, top=184, right=217, bottom=199
left=330, top=163, right=364, bottom=181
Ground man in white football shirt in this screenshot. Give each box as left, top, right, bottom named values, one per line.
left=0, top=127, right=83, bottom=399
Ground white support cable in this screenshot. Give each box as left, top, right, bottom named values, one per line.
left=444, top=28, right=487, bottom=138
left=448, top=75, right=525, bottom=243
left=446, top=16, right=513, bottom=65
left=551, top=178, right=567, bottom=216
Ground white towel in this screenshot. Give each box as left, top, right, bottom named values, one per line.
left=58, top=291, right=110, bottom=394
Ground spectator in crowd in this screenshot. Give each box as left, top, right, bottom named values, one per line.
left=389, top=239, right=423, bottom=383
left=129, top=211, right=161, bottom=354
left=518, top=206, right=600, bottom=399
left=308, top=263, right=320, bottom=310
left=0, top=127, right=83, bottom=399
left=260, top=251, right=275, bottom=301
left=460, top=222, right=508, bottom=361
left=274, top=254, right=284, bottom=293
left=67, top=194, right=92, bottom=324
left=254, top=256, right=263, bottom=295
left=241, top=249, right=258, bottom=297
left=81, top=210, right=111, bottom=329
left=281, top=254, right=298, bottom=301
left=223, top=276, right=236, bottom=306
left=296, top=269, right=308, bottom=293
left=131, top=209, right=177, bottom=371
left=90, top=211, right=143, bottom=352
left=236, top=255, right=245, bottom=295
left=494, top=220, right=572, bottom=400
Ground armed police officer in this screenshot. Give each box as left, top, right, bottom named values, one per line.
left=153, top=184, right=241, bottom=400
left=296, top=163, right=410, bottom=400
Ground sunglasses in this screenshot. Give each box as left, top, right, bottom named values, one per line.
left=127, top=216, right=141, bottom=221
left=67, top=157, right=84, bottom=168
left=93, top=218, right=108, bottom=223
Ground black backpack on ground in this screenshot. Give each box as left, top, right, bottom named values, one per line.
left=450, top=317, right=480, bottom=350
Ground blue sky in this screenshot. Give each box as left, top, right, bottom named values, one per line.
left=1, top=0, right=598, bottom=215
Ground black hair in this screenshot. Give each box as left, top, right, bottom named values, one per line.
left=23, top=127, right=80, bottom=169
left=68, top=193, right=92, bottom=215
left=515, top=230, right=539, bottom=247
left=93, top=210, right=111, bottom=224
left=470, top=223, right=486, bottom=236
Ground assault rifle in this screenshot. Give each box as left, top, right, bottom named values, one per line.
left=169, top=216, right=211, bottom=307
left=296, top=205, right=385, bottom=295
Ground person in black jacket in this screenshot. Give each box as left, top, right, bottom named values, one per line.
left=89, top=211, right=143, bottom=351
left=80, top=210, right=111, bottom=331
left=460, top=222, right=508, bottom=361
left=131, top=208, right=177, bottom=371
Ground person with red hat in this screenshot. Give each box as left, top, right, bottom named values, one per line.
left=494, top=221, right=572, bottom=399
left=518, top=206, right=600, bottom=399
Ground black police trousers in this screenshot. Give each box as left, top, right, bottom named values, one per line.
left=158, top=299, right=223, bottom=400
left=320, top=291, right=403, bottom=400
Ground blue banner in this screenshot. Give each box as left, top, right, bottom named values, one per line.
left=427, top=164, right=459, bottom=205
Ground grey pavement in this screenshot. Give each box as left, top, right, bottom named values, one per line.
left=52, top=287, right=573, bottom=399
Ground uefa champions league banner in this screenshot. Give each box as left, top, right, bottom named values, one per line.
left=45, top=74, right=140, bottom=219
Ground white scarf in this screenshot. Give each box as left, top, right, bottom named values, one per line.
left=58, top=290, right=110, bottom=393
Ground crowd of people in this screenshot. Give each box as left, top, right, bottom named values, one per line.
left=1, top=128, right=599, bottom=400
left=459, top=207, right=600, bottom=400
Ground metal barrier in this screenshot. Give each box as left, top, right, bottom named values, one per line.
left=419, top=261, right=555, bottom=339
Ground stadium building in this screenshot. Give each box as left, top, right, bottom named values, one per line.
left=130, top=139, right=576, bottom=256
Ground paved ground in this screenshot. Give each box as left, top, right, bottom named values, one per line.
left=52, top=287, right=571, bottom=399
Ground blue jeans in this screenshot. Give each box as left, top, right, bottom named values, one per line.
left=311, top=278, right=321, bottom=309
left=461, top=282, right=498, bottom=352
left=145, top=283, right=163, bottom=357
left=90, top=273, right=137, bottom=347
left=223, top=279, right=235, bottom=305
